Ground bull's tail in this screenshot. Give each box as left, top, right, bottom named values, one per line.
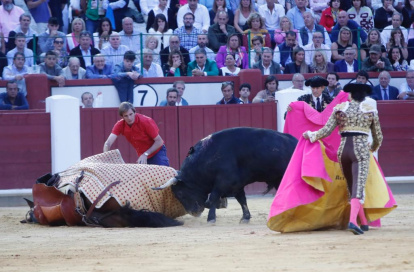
left=119, top=207, right=184, bottom=228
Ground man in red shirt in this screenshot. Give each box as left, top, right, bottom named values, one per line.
left=103, top=102, right=170, bottom=166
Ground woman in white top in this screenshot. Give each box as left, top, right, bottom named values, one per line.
left=233, top=0, right=255, bottom=33
left=148, top=14, right=173, bottom=52
left=220, top=53, right=241, bottom=76
left=66, top=18, right=86, bottom=52
left=93, top=18, right=113, bottom=50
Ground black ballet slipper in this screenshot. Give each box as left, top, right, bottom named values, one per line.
left=360, top=225, right=369, bottom=231
left=348, top=222, right=364, bottom=235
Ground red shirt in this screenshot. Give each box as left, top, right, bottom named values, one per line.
left=112, top=113, right=162, bottom=158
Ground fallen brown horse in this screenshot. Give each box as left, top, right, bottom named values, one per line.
left=22, top=150, right=186, bottom=228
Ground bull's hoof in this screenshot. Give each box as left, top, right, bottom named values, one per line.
left=207, top=219, right=216, bottom=224
left=239, top=218, right=250, bottom=224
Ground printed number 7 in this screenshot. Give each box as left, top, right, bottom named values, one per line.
left=138, top=90, right=147, bottom=106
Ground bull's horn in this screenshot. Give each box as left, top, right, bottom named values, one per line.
left=152, top=177, right=178, bottom=190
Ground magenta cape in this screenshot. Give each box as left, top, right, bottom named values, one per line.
left=267, top=92, right=397, bottom=233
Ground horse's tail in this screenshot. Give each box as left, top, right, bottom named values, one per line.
left=119, top=207, right=183, bottom=228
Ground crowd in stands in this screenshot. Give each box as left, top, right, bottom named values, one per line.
left=2, top=0, right=414, bottom=110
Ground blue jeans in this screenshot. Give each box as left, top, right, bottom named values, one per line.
left=147, top=145, right=170, bottom=166
left=86, top=19, right=100, bottom=38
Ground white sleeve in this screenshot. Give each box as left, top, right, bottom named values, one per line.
left=177, top=7, right=184, bottom=29
left=140, top=0, right=150, bottom=15
left=323, top=28, right=331, bottom=47
left=201, top=6, right=210, bottom=32
left=273, top=46, right=280, bottom=64
left=109, top=0, right=126, bottom=10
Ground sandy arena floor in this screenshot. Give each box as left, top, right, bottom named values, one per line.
left=0, top=194, right=413, bottom=272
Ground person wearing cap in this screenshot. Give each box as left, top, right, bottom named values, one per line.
left=296, top=76, right=333, bottom=113
left=303, top=83, right=383, bottom=235
left=361, top=44, right=393, bottom=72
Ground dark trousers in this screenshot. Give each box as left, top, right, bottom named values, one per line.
left=147, top=145, right=170, bottom=166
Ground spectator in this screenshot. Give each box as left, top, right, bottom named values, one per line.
left=238, top=83, right=251, bottom=103
left=6, top=14, right=37, bottom=53
left=273, top=30, right=297, bottom=68
left=100, top=32, right=130, bottom=67
left=216, top=81, right=243, bottom=104
left=208, top=11, right=236, bottom=52
left=174, top=12, right=203, bottom=51
left=295, top=76, right=332, bottom=113
left=320, top=0, right=342, bottom=33
left=258, top=0, right=285, bottom=45
left=39, top=50, right=65, bottom=86
left=187, top=48, right=219, bottom=76
left=66, top=18, right=86, bottom=52
left=360, top=28, right=387, bottom=60
left=6, top=32, right=34, bottom=67
left=274, top=16, right=298, bottom=47
left=38, top=17, right=66, bottom=54
left=93, top=18, right=113, bottom=51
left=104, top=0, right=130, bottom=31
left=355, top=70, right=371, bottom=86
left=119, top=17, right=142, bottom=52
left=374, top=0, right=396, bottom=32
left=252, top=75, right=278, bottom=103
left=233, top=0, right=255, bottom=34
left=215, top=33, right=248, bottom=69
left=159, top=80, right=189, bottom=106
left=0, top=80, right=29, bottom=110
left=210, top=0, right=234, bottom=26
left=103, top=102, right=170, bottom=166
left=310, top=0, right=329, bottom=23
left=62, top=57, right=86, bottom=79
left=303, top=31, right=332, bottom=66
left=2, top=52, right=29, bottom=96
left=330, top=11, right=367, bottom=45
left=284, top=72, right=308, bottom=90
left=334, top=46, right=359, bottom=72
left=372, top=71, right=399, bottom=100
left=176, top=0, right=210, bottom=33
left=138, top=36, right=161, bottom=65
left=148, top=14, right=174, bottom=52
left=298, top=11, right=331, bottom=47
left=401, top=0, right=414, bottom=28
left=139, top=48, right=164, bottom=77
left=52, top=36, right=69, bottom=68
left=164, top=87, right=179, bottom=106
left=347, top=0, right=373, bottom=33
left=311, top=49, right=335, bottom=73
left=25, top=0, right=49, bottom=33
left=0, top=0, right=25, bottom=43
left=361, top=44, right=393, bottom=72
left=286, top=0, right=296, bottom=11
left=82, top=0, right=107, bottom=35
left=140, top=0, right=159, bottom=19
left=385, top=28, right=408, bottom=60
left=331, top=26, right=357, bottom=62
left=381, top=13, right=408, bottom=47
left=388, top=46, right=409, bottom=71
left=81, top=92, right=94, bottom=108
left=160, top=35, right=191, bottom=67
left=111, top=50, right=141, bottom=103
left=146, top=0, right=177, bottom=32
left=162, top=50, right=187, bottom=76
left=252, top=47, right=282, bottom=75
left=0, top=51, right=6, bottom=75
left=219, top=53, right=240, bottom=75
left=397, top=69, right=414, bottom=100
left=286, top=0, right=312, bottom=30
left=189, top=34, right=215, bottom=61
left=323, top=72, right=341, bottom=98
left=284, top=47, right=311, bottom=74
left=69, top=31, right=101, bottom=69
left=243, top=12, right=271, bottom=48
left=86, top=54, right=113, bottom=78
left=249, top=35, right=264, bottom=65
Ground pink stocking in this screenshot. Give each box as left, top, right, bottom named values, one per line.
left=349, top=198, right=361, bottom=225
left=359, top=205, right=368, bottom=226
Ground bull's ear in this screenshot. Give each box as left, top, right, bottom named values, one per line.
left=186, top=146, right=195, bottom=157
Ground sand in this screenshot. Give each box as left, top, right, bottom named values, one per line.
left=1, top=194, right=413, bottom=272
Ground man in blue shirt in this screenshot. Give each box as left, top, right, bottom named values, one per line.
left=0, top=80, right=29, bottom=110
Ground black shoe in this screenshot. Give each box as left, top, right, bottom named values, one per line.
left=348, top=222, right=364, bottom=235
left=360, top=225, right=369, bottom=231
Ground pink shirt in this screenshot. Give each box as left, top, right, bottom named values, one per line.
left=0, top=5, right=24, bottom=42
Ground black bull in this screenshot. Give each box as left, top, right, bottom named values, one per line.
left=154, top=127, right=298, bottom=223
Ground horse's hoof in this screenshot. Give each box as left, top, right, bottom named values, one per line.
left=239, top=218, right=250, bottom=224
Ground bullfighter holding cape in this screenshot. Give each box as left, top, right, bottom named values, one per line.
left=268, top=77, right=397, bottom=235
